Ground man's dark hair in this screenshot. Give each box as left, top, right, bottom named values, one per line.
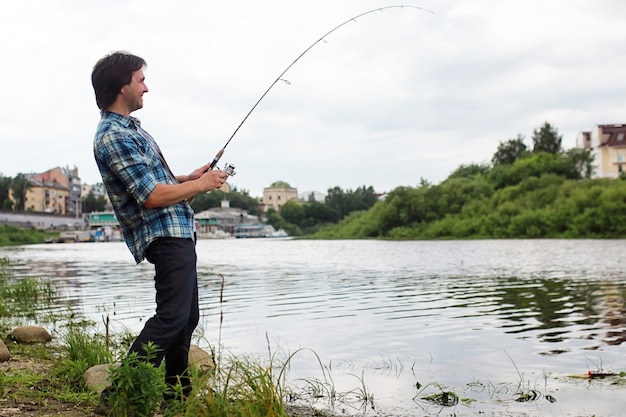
left=91, top=51, right=146, bottom=110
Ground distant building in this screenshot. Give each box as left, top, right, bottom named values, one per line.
left=262, top=181, right=299, bottom=212
left=577, top=124, right=626, bottom=178
left=87, top=211, right=121, bottom=241
left=25, top=177, right=69, bottom=215
left=24, top=166, right=81, bottom=216
left=194, top=199, right=259, bottom=237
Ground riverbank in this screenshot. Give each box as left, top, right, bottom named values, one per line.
left=0, top=225, right=59, bottom=246
left=0, top=339, right=345, bottom=417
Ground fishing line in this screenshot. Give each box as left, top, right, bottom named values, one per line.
left=209, top=4, right=433, bottom=170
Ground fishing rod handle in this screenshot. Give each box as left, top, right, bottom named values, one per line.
left=209, top=148, right=225, bottom=170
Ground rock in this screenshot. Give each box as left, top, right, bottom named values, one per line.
left=84, top=363, right=120, bottom=393
left=0, top=339, right=10, bottom=362
left=83, top=345, right=214, bottom=392
left=188, top=345, right=215, bottom=372
left=9, top=326, right=52, bottom=344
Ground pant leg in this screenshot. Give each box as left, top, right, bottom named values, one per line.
left=165, top=273, right=199, bottom=387
left=129, top=237, right=199, bottom=381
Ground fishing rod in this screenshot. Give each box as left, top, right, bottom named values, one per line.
left=209, top=4, right=433, bottom=171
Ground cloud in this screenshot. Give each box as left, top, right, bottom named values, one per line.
left=1, top=0, right=626, bottom=197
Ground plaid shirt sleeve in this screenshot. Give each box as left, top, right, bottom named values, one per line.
left=96, top=124, right=160, bottom=206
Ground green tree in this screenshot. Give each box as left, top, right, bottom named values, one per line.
left=82, top=190, right=107, bottom=212
left=562, top=147, right=595, bottom=179
left=352, top=185, right=378, bottom=211
left=10, top=174, right=31, bottom=211
left=225, top=187, right=260, bottom=215
left=0, top=175, right=12, bottom=210
left=264, top=207, right=301, bottom=236
left=190, top=190, right=224, bottom=212
left=448, top=163, right=491, bottom=179
left=488, top=152, right=575, bottom=189
left=325, top=185, right=378, bottom=219
left=280, top=200, right=305, bottom=225
left=324, top=186, right=348, bottom=218
left=532, top=122, right=562, bottom=154
left=492, top=134, right=528, bottom=165
left=304, top=201, right=340, bottom=224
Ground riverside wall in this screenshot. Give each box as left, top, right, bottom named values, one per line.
left=0, top=211, right=85, bottom=230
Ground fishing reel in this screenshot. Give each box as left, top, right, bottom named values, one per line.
left=224, top=162, right=236, bottom=177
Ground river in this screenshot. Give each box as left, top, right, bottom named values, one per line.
left=1, top=239, right=625, bottom=416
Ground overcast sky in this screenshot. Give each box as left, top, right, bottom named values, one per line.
left=2, top=0, right=625, bottom=198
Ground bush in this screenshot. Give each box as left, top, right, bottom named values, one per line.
left=108, top=342, right=166, bottom=417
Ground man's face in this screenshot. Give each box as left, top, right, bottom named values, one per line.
left=121, top=68, right=149, bottom=113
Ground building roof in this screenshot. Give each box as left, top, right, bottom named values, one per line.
left=266, top=180, right=293, bottom=189
left=598, top=124, right=626, bottom=147
left=25, top=175, right=69, bottom=191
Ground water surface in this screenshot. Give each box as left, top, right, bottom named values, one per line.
left=2, top=239, right=625, bottom=416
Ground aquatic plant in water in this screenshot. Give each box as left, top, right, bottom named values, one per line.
left=0, top=256, right=59, bottom=325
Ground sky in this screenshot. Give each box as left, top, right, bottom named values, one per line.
left=1, top=0, right=626, bottom=198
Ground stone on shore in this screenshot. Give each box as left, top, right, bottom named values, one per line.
left=9, top=326, right=52, bottom=344
left=0, top=339, right=10, bottom=362
left=84, top=363, right=120, bottom=392
left=188, top=344, right=215, bottom=372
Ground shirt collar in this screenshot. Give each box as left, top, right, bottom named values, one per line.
left=101, top=110, right=141, bottom=129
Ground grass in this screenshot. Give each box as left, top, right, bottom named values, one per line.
left=0, top=224, right=58, bottom=246
left=0, top=256, right=75, bottom=336
left=0, top=342, right=96, bottom=408
left=0, top=329, right=338, bottom=417
left=0, top=257, right=44, bottom=321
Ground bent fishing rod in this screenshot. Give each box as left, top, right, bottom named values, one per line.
left=209, top=4, right=433, bottom=172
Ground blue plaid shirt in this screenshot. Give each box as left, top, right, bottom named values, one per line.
left=93, top=111, right=195, bottom=263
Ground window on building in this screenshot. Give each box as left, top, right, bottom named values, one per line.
left=618, top=133, right=625, bottom=141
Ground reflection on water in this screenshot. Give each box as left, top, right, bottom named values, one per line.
left=2, top=239, right=626, bottom=416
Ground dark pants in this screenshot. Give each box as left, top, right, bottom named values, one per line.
left=130, top=237, right=199, bottom=388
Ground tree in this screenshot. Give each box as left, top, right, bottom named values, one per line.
left=280, top=200, right=305, bottom=225
left=325, top=185, right=378, bottom=219
left=351, top=185, right=378, bottom=212
left=264, top=207, right=298, bottom=235
left=448, top=163, right=491, bottom=179
left=0, top=175, right=11, bottom=210
left=10, top=174, right=31, bottom=211
left=225, top=187, right=260, bottom=215
left=562, top=148, right=595, bottom=180
left=532, top=122, right=562, bottom=154
left=82, top=190, right=107, bottom=212
left=325, top=186, right=348, bottom=218
left=304, top=201, right=341, bottom=224
left=492, top=134, right=528, bottom=165
left=189, top=190, right=224, bottom=212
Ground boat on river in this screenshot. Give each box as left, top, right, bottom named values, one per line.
left=235, top=223, right=288, bottom=238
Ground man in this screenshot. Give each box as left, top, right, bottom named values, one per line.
left=91, top=51, right=227, bottom=412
